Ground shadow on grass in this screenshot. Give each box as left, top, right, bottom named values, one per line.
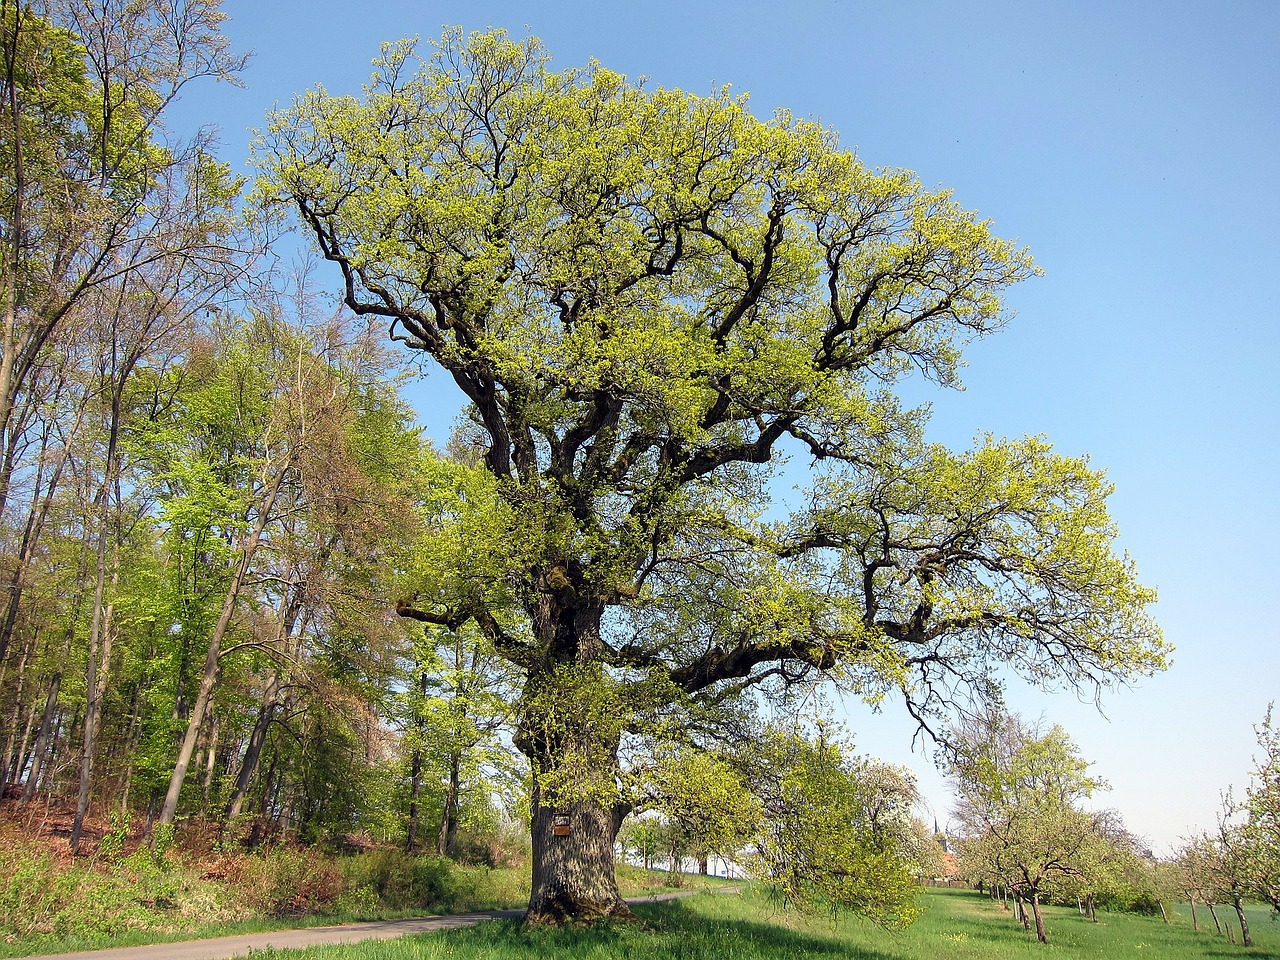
left=424, top=897, right=907, bottom=960
left=940, top=889, right=1280, bottom=960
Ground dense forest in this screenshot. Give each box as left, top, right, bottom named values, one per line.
left=0, top=0, right=526, bottom=860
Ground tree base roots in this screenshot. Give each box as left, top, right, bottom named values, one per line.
left=524, top=898, right=638, bottom=927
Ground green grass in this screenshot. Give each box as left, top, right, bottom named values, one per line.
left=240, top=887, right=1280, bottom=960
left=0, top=851, right=530, bottom=959
left=0, top=857, right=733, bottom=959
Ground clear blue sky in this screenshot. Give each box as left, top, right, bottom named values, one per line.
left=173, top=0, right=1280, bottom=854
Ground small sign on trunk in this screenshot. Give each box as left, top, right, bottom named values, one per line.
left=552, top=815, right=571, bottom=837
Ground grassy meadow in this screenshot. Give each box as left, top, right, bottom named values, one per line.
left=241, top=887, right=1280, bottom=960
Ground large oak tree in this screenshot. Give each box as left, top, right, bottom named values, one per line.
left=256, top=29, right=1167, bottom=924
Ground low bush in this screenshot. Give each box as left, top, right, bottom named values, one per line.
left=212, top=846, right=346, bottom=915
left=339, top=849, right=455, bottom=909
left=0, top=833, right=245, bottom=944
left=0, top=821, right=532, bottom=953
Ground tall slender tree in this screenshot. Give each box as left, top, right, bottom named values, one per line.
left=0, top=0, right=246, bottom=520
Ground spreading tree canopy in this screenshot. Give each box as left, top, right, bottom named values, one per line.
left=255, top=29, right=1167, bottom=924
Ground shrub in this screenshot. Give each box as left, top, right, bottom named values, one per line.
left=0, top=833, right=243, bottom=942
left=452, top=822, right=530, bottom=869
left=339, top=849, right=454, bottom=908
left=219, top=846, right=345, bottom=915
left=0, top=844, right=76, bottom=939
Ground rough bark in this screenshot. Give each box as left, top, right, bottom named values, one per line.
left=516, top=598, right=635, bottom=925
left=525, top=779, right=633, bottom=925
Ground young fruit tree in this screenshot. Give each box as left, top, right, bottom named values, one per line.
left=745, top=726, right=923, bottom=928
left=1244, top=704, right=1280, bottom=912
left=255, top=29, right=1168, bottom=925
left=947, top=710, right=1108, bottom=943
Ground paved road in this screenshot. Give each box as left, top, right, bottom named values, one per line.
left=10, top=890, right=718, bottom=960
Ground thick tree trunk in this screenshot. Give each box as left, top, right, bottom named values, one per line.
left=507, top=583, right=640, bottom=925
left=515, top=598, right=634, bottom=925
left=526, top=777, right=632, bottom=925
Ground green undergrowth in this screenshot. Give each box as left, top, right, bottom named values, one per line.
left=242, top=888, right=1280, bottom=960
left=0, top=835, right=524, bottom=957
left=0, top=834, right=730, bottom=959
